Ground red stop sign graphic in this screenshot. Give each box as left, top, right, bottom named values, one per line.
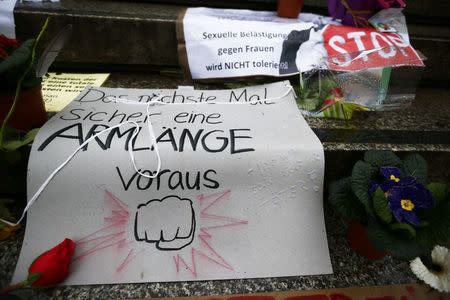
left=322, top=25, right=424, bottom=71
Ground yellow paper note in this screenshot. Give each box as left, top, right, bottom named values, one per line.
left=41, top=73, right=110, bottom=112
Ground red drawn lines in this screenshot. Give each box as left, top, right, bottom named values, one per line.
left=76, top=189, right=248, bottom=277
left=174, top=190, right=247, bottom=277
left=116, top=248, right=145, bottom=273
left=74, top=190, right=131, bottom=262
left=198, top=233, right=233, bottom=270
left=173, top=247, right=233, bottom=278
left=104, top=190, right=129, bottom=224
left=174, top=249, right=198, bottom=277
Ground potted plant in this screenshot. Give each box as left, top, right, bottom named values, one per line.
left=277, top=0, right=305, bottom=18
left=0, top=28, right=49, bottom=134
left=0, top=18, right=71, bottom=240
left=327, top=0, right=406, bottom=27
left=0, top=20, right=51, bottom=239
left=329, top=150, right=449, bottom=260
left=296, top=70, right=369, bottom=120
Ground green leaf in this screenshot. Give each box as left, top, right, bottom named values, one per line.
left=402, top=154, right=427, bottom=184
left=27, top=272, right=41, bottom=285
left=427, top=182, right=448, bottom=205
left=2, top=128, right=39, bottom=151
left=351, top=161, right=376, bottom=215
left=416, top=200, right=450, bottom=248
left=372, top=188, right=392, bottom=223
left=366, top=220, right=426, bottom=259
left=321, top=102, right=368, bottom=120
left=389, top=222, right=416, bottom=239
left=416, top=220, right=429, bottom=227
left=329, top=177, right=366, bottom=221
left=0, top=40, right=34, bottom=75
left=364, top=150, right=402, bottom=169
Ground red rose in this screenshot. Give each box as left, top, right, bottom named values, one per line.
left=323, top=99, right=336, bottom=106
left=0, top=35, right=19, bottom=49
left=331, top=87, right=344, bottom=98
left=28, top=238, right=76, bottom=287
left=0, top=34, right=19, bottom=59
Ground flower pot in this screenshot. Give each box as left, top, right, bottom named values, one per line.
left=277, top=0, right=304, bottom=18
left=346, top=221, right=387, bottom=260
left=0, top=85, right=47, bottom=131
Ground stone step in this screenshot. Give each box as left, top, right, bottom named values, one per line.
left=14, top=0, right=450, bottom=84
left=101, top=71, right=450, bottom=153
left=145, top=0, right=450, bottom=22
left=1, top=72, right=448, bottom=299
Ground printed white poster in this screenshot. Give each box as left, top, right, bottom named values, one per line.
left=14, top=81, right=332, bottom=285
left=181, top=8, right=422, bottom=79
left=182, top=8, right=337, bottom=79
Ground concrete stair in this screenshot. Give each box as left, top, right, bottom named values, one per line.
left=1, top=2, right=449, bottom=298
left=14, top=0, right=450, bottom=84
left=10, top=0, right=450, bottom=160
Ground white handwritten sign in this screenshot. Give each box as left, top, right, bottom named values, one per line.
left=14, top=81, right=332, bottom=285
left=181, top=8, right=337, bottom=79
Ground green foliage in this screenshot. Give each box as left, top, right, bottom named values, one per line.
left=328, top=150, right=450, bottom=260
left=427, top=182, right=447, bottom=205
left=296, top=71, right=338, bottom=111
left=328, top=177, right=365, bottom=221
left=389, top=222, right=416, bottom=239
left=0, top=19, right=48, bottom=150
left=0, top=39, right=41, bottom=90
left=372, top=188, right=392, bottom=223
left=1, top=128, right=39, bottom=151
left=402, top=154, right=427, bottom=184
left=416, top=200, right=450, bottom=248
left=0, top=40, right=33, bottom=73
left=364, top=150, right=402, bottom=169
left=321, top=102, right=368, bottom=120
left=351, top=161, right=376, bottom=215
left=366, top=220, right=426, bottom=259
left=0, top=21, right=49, bottom=231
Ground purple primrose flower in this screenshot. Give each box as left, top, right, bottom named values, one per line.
left=327, top=0, right=406, bottom=27
left=387, top=183, right=433, bottom=225
left=369, top=166, right=416, bottom=194
left=369, top=166, right=433, bottom=225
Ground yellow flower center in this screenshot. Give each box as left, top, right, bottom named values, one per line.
left=390, top=175, right=400, bottom=182
left=401, top=199, right=415, bottom=211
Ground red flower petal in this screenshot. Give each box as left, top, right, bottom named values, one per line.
left=28, top=238, right=76, bottom=287
left=323, top=99, right=336, bottom=106
left=331, top=88, right=344, bottom=98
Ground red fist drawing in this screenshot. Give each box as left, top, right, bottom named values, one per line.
left=134, top=196, right=196, bottom=251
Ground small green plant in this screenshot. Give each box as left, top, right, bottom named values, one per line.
left=0, top=19, right=50, bottom=150
left=295, top=70, right=369, bottom=119
left=329, top=150, right=450, bottom=259
left=0, top=19, right=51, bottom=234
